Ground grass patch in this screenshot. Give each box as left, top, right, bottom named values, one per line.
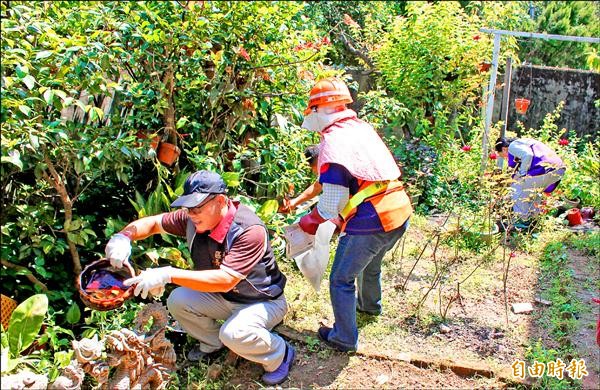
left=525, top=239, right=587, bottom=390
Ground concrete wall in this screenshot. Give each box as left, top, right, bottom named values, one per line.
left=347, top=65, right=599, bottom=141
left=495, top=65, right=599, bottom=139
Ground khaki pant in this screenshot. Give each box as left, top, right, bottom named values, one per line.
left=511, top=167, right=566, bottom=218
left=167, top=287, right=287, bottom=371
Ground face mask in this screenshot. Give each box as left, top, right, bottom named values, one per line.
left=301, top=112, right=322, bottom=132
left=301, top=107, right=347, bottom=132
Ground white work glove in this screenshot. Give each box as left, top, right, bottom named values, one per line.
left=105, top=233, right=132, bottom=268
left=124, top=267, right=174, bottom=299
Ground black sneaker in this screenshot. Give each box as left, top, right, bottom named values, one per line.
left=357, top=308, right=381, bottom=316
left=317, top=326, right=356, bottom=353
left=187, top=345, right=224, bottom=363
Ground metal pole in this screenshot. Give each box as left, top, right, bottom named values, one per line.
left=478, top=27, right=599, bottom=172
left=501, top=57, right=512, bottom=137
left=497, top=57, right=512, bottom=169
left=479, top=28, right=600, bottom=44
left=481, top=33, right=501, bottom=174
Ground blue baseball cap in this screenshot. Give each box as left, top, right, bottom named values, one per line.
left=170, top=170, right=227, bottom=208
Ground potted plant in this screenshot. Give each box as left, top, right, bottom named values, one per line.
left=515, top=98, right=531, bottom=115
left=461, top=214, right=500, bottom=244
left=157, top=142, right=180, bottom=166
left=152, top=127, right=181, bottom=166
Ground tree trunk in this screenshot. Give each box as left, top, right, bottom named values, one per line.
left=43, top=156, right=82, bottom=276
left=162, top=66, right=177, bottom=145
left=1, top=259, right=48, bottom=291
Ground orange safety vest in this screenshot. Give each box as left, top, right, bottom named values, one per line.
left=339, top=179, right=412, bottom=233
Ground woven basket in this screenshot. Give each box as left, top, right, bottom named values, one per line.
left=77, top=259, right=135, bottom=311
left=1, top=294, right=17, bottom=330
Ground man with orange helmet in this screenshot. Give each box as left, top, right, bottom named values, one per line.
left=298, top=77, right=413, bottom=352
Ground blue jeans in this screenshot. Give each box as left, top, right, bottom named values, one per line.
left=328, top=220, right=409, bottom=350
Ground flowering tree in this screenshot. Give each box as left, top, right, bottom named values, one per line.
left=0, top=1, right=326, bottom=302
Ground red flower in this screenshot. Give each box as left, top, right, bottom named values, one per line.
left=509, top=252, right=517, bottom=258
left=238, top=46, right=250, bottom=61
left=322, top=36, right=331, bottom=45
left=559, top=139, right=569, bottom=146
left=489, top=152, right=498, bottom=160
left=242, top=98, right=254, bottom=111
left=473, top=35, right=481, bottom=41
left=461, top=145, right=472, bottom=152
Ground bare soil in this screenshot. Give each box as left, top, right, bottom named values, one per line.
left=172, top=217, right=598, bottom=388
left=208, top=342, right=503, bottom=389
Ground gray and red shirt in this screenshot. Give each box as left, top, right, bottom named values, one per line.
left=161, top=200, right=286, bottom=303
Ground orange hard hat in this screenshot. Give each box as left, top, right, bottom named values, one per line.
left=304, top=77, right=353, bottom=115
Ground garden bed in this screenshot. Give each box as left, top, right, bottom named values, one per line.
left=169, top=216, right=598, bottom=388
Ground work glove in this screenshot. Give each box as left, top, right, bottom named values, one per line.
left=105, top=233, right=132, bottom=268
left=299, top=207, right=327, bottom=235
left=124, top=266, right=174, bottom=299
left=278, top=198, right=293, bottom=213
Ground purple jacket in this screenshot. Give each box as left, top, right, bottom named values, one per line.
left=507, top=138, right=565, bottom=192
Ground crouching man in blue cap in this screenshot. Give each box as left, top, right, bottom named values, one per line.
left=104, top=170, right=294, bottom=385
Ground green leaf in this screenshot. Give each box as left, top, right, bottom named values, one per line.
left=256, top=199, right=279, bottom=221
left=29, top=133, right=40, bottom=149
left=53, top=89, right=67, bottom=101
left=1, top=151, right=23, bottom=170
left=222, top=172, right=240, bottom=187
left=22, top=75, right=36, bottom=90
left=53, top=350, right=73, bottom=368
left=90, top=106, right=104, bottom=121
left=18, top=105, right=31, bottom=116
left=0, top=347, right=19, bottom=374
left=15, top=65, right=28, bottom=78
left=176, top=116, right=189, bottom=129
left=43, top=89, right=55, bottom=105
left=7, top=294, right=48, bottom=356
left=74, top=100, right=86, bottom=111
left=65, top=303, right=80, bottom=324
left=42, top=241, right=53, bottom=254
left=35, top=50, right=53, bottom=59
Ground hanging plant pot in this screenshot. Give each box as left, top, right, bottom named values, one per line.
left=515, top=98, right=531, bottom=115
left=134, top=130, right=147, bottom=147
left=157, top=142, right=181, bottom=166
left=149, top=134, right=160, bottom=151
left=135, top=131, right=160, bottom=150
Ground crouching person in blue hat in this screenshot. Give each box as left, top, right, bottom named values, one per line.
left=104, top=170, right=294, bottom=385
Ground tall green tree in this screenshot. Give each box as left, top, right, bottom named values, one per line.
left=519, top=1, right=600, bottom=69
left=1, top=1, right=323, bottom=303
left=1, top=1, right=139, bottom=284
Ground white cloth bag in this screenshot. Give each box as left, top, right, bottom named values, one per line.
left=292, top=221, right=337, bottom=291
